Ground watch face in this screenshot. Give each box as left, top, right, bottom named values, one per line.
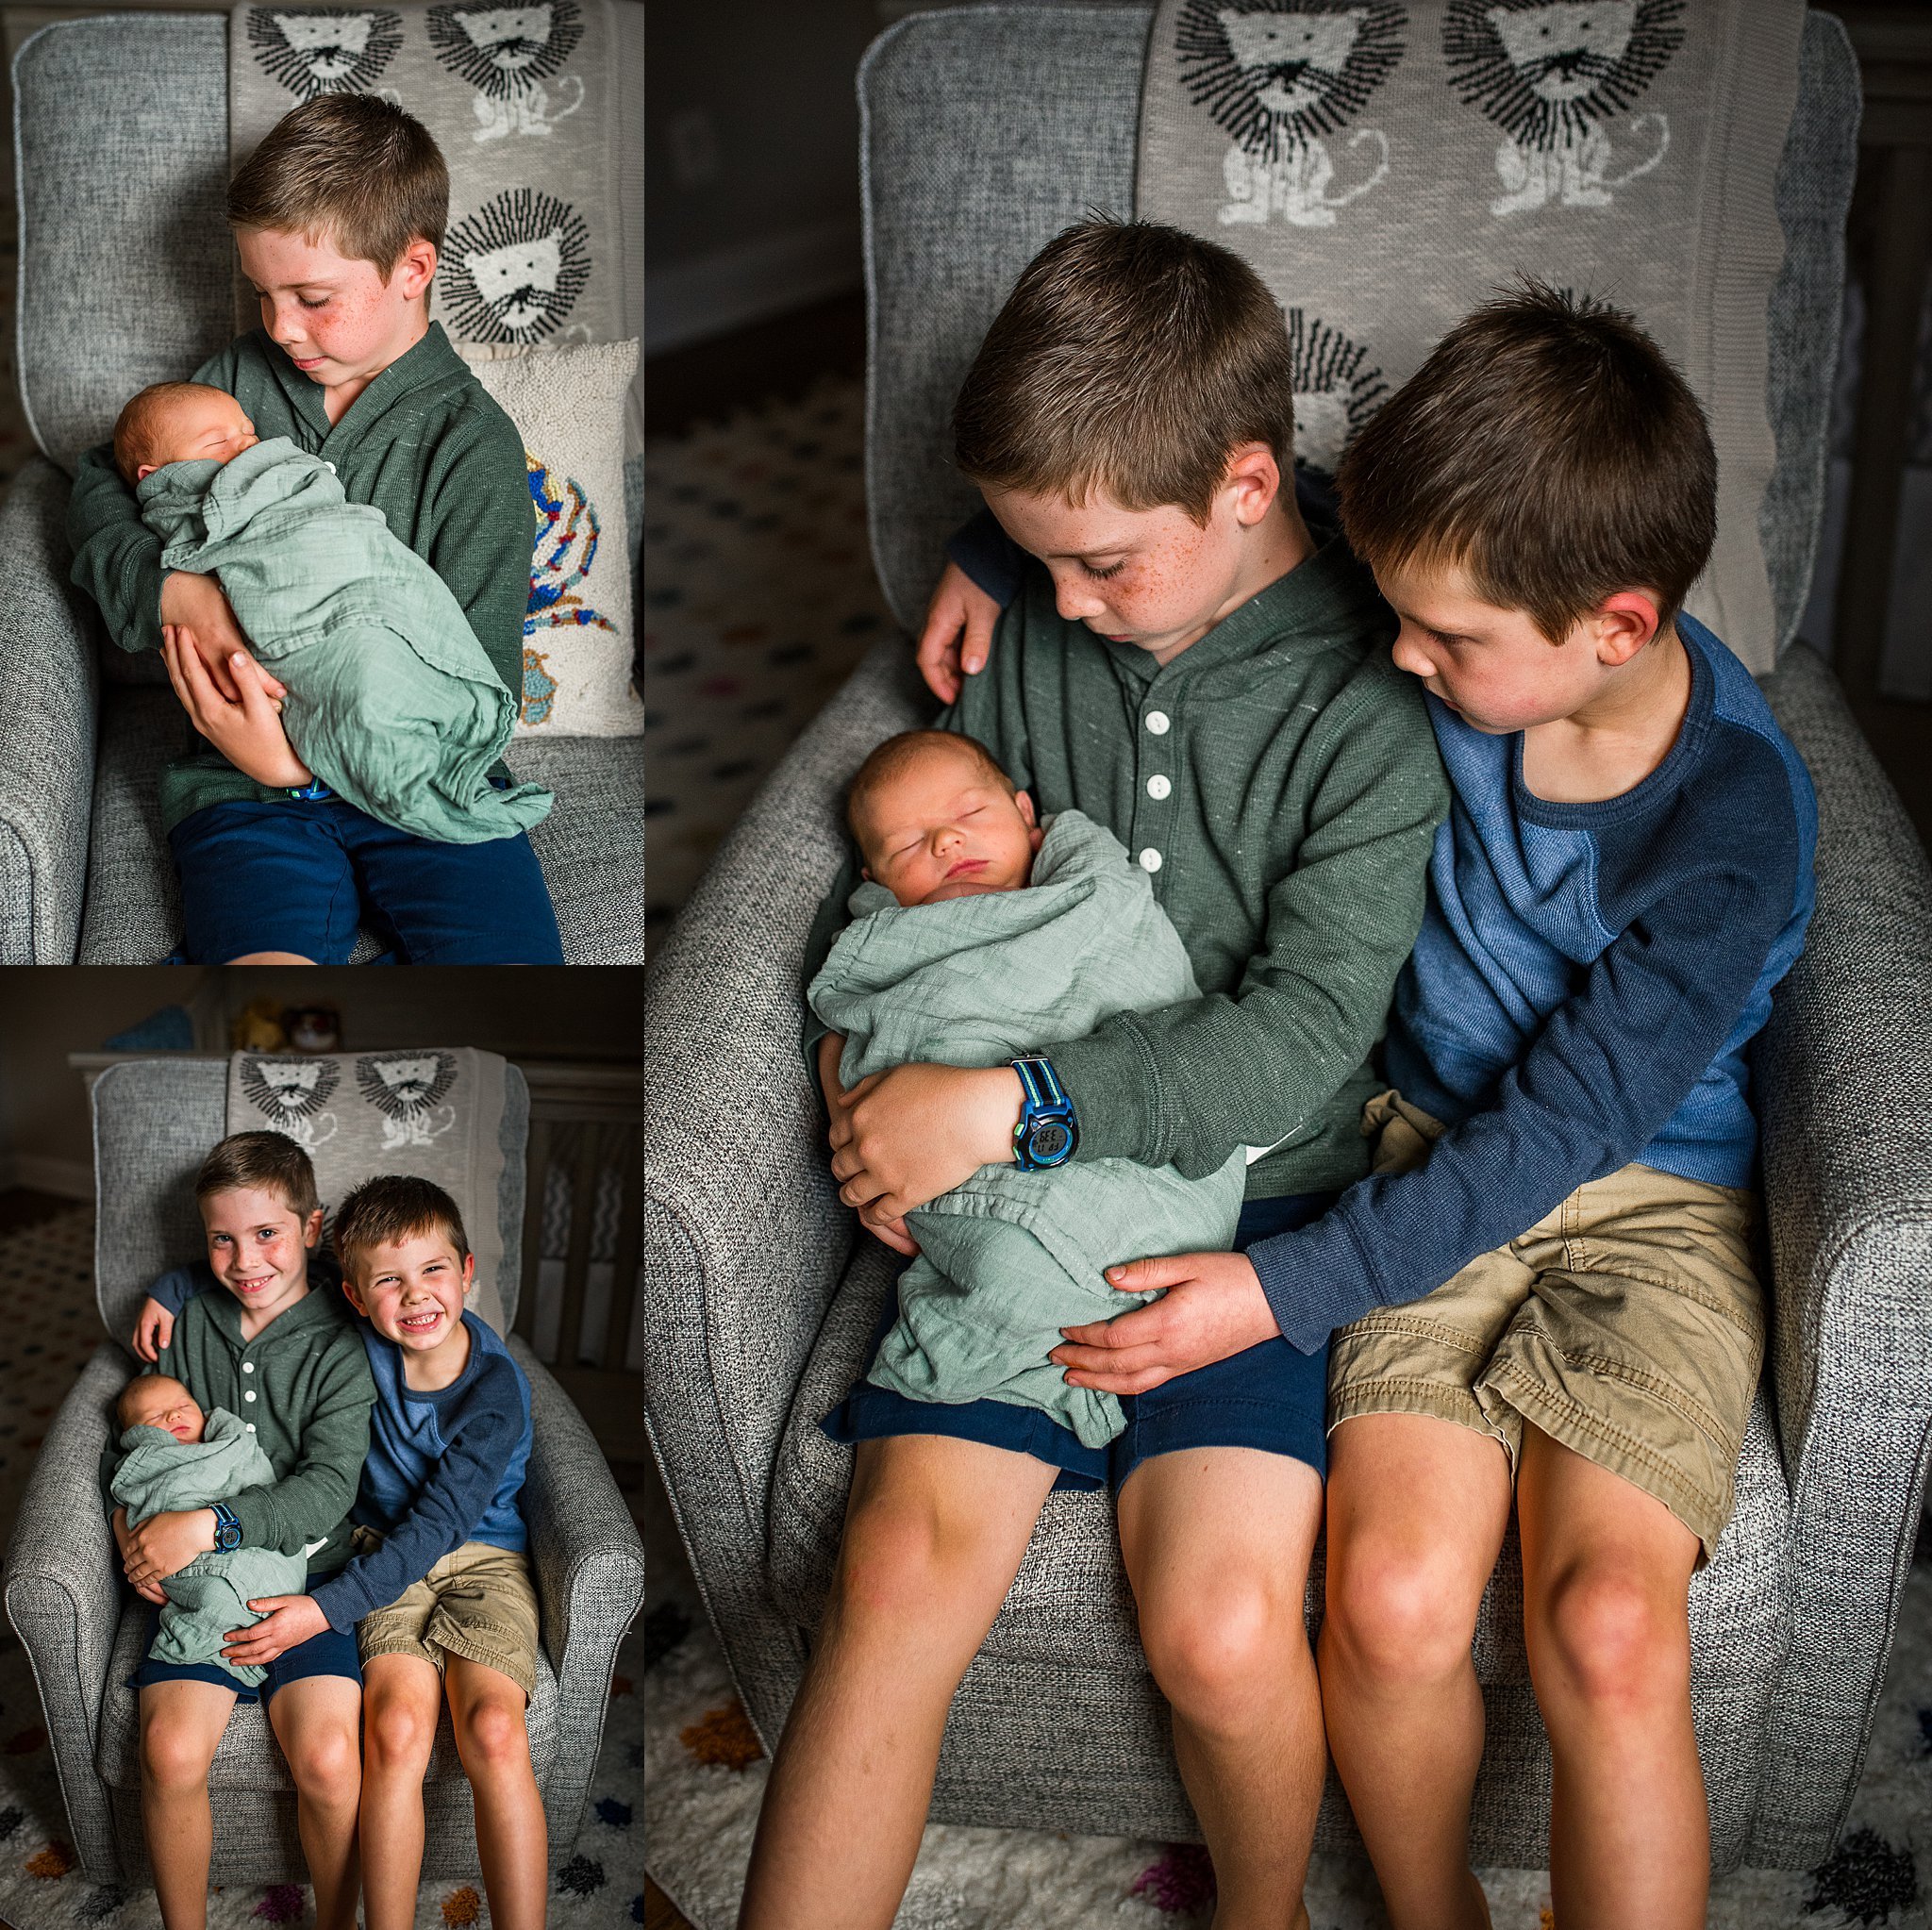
left=1028, top=1121, right=1073, bottom=1164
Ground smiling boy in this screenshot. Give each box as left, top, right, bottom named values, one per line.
left=66, top=92, right=562, bottom=964
left=110, top=1132, right=375, bottom=1930
left=743, top=218, right=1447, bottom=1930
left=227, top=1175, right=542, bottom=1930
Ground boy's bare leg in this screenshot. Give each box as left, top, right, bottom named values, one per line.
left=738, top=1434, right=1060, bottom=1930
left=138, top=1679, right=237, bottom=1930
left=445, top=1653, right=547, bottom=1930
left=1516, top=1426, right=1706, bottom=1930
left=264, top=1674, right=363, bottom=1930
left=359, top=1655, right=443, bottom=1930
left=1319, top=1413, right=1513, bottom=1930
left=1115, top=1446, right=1324, bottom=1930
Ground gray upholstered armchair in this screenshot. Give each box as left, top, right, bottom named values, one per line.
left=642, top=3, right=1932, bottom=1876
left=0, top=14, right=645, bottom=964
left=2, top=1058, right=645, bottom=1885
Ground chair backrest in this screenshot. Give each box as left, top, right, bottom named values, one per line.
left=90, top=1057, right=529, bottom=1339
left=859, top=4, right=1859, bottom=653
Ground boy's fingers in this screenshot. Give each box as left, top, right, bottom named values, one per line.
left=962, top=611, right=992, bottom=676
left=1105, top=1256, right=1190, bottom=1292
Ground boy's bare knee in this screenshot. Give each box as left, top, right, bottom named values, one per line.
left=456, top=1693, right=527, bottom=1772
left=284, top=1718, right=361, bottom=1797
left=1325, top=1539, right=1482, bottom=1688
left=365, top=1689, right=437, bottom=1771
left=830, top=1489, right=1004, bottom=1630
left=1141, top=1571, right=1299, bottom=1727
left=1533, top=1561, right=1687, bottom=1712
left=140, top=1719, right=216, bottom=1792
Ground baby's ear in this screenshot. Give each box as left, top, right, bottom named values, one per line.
left=136, top=463, right=158, bottom=483
left=1015, top=789, right=1038, bottom=826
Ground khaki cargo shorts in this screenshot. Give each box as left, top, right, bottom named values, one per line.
left=354, top=1534, right=540, bottom=1701
left=1327, top=1092, right=1765, bottom=1562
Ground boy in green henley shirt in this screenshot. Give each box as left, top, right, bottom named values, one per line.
left=110, top=1132, right=374, bottom=1930
left=743, top=221, right=1447, bottom=1930
left=65, top=93, right=563, bottom=965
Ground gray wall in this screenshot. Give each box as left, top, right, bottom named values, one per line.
left=645, top=0, right=878, bottom=350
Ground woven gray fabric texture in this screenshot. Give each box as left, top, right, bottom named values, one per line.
left=0, top=458, right=98, bottom=963
left=1136, top=0, right=1803, bottom=668
left=859, top=6, right=1857, bottom=661
left=516, top=729, right=648, bottom=963
left=9, top=1063, right=641, bottom=1885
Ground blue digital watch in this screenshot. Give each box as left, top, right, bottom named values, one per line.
left=287, top=779, right=333, bottom=801
left=1010, top=1057, right=1078, bottom=1171
left=209, top=1502, right=242, bottom=1554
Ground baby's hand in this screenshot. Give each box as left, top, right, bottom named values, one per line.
left=131, top=1295, right=174, bottom=1363
left=915, top=560, right=1000, bottom=705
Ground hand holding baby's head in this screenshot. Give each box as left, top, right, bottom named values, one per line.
left=848, top=730, right=1042, bottom=907
left=117, top=1373, right=206, bottom=1444
left=113, top=382, right=259, bottom=487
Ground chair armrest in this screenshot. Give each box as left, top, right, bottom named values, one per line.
left=641, top=636, right=926, bottom=1732
left=1745, top=645, right=1932, bottom=1862
left=2, top=1343, right=131, bottom=1878
left=510, top=1341, right=644, bottom=1847
left=0, top=458, right=100, bottom=963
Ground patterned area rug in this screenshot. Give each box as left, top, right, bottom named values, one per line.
left=0, top=1203, right=648, bottom=1928
left=641, top=1543, right=1932, bottom=1928
left=641, top=377, right=895, bottom=940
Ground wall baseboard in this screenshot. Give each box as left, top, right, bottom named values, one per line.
left=646, top=217, right=863, bottom=358
left=0, top=1154, right=92, bottom=1199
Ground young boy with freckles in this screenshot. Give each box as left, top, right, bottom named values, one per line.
left=222, top=1176, right=543, bottom=1930
left=741, top=217, right=1448, bottom=1930
left=67, top=91, right=561, bottom=965
left=1045, top=287, right=1817, bottom=1928
left=108, top=1132, right=375, bottom=1930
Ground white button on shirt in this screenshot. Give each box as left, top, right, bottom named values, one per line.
left=245, top=1423, right=256, bottom=1433
left=1145, top=710, right=1171, bottom=736
left=243, top=1390, right=257, bottom=1403
left=242, top=1362, right=254, bottom=1373
left=1146, top=774, right=1172, bottom=800
left=1139, top=848, right=1163, bottom=873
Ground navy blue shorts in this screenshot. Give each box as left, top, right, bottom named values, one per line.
left=130, top=1606, right=362, bottom=1706
left=824, top=1191, right=1338, bottom=1491
left=167, top=793, right=564, bottom=965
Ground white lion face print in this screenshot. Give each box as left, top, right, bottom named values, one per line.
left=428, top=0, right=587, bottom=141
left=247, top=8, right=403, bottom=98
left=1444, top=0, right=1682, bottom=218
left=440, top=189, right=591, bottom=343
left=1177, top=1, right=1406, bottom=230
left=238, top=1057, right=341, bottom=1147
left=355, top=1052, right=459, bottom=1150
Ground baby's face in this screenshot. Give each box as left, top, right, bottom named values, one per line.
left=855, top=744, right=1042, bottom=907
left=123, top=1377, right=205, bottom=1443
left=140, top=391, right=259, bottom=478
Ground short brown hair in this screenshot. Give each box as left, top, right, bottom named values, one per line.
left=195, top=1131, right=319, bottom=1220
left=1336, top=282, right=1717, bottom=641
left=846, top=731, right=1015, bottom=844
left=112, top=380, right=225, bottom=485
left=332, top=1175, right=471, bottom=1282
left=227, top=93, right=448, bottom=278
left=952, top=217, right=1297, bottom=524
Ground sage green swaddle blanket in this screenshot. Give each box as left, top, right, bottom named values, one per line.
left=138, top=438, right=553, bottom=844
left=809, top=809, right=1246, bottom=1448
left=110, top=1406, right=308, bottom=1687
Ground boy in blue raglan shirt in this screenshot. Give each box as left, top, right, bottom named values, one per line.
left=221, top=1176, right=542, bottom=1930
left=1042, top=288, right=1816, bottom=1928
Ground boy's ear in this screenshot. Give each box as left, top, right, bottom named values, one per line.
left=1592, top=591, right=1663, bottom=667
left=302, top=1207, right=325, bottom=1250
left=1223, top=442, right=1284, bottom=528
left=340, top=1273, right=368, bottom=1318
left=391, top=238, right=439, bottom=303
left=461, top=1252, right=475, bottom=1295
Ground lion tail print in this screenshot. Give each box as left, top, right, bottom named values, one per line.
left=1601, top=108, right=1670, bottom=188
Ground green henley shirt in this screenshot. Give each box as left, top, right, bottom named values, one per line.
left=66, top=322, right=531, bottom=834
left=807, top=536, right=1450, bottom=1199
left=108, top=1281, right=377, bottom=1580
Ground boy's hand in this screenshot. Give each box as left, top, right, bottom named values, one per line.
left=110, top=1507, right=167, bottom=1606
left=223, top=1594, right=327, bottom=1668
left=159, top=574, right=280, bottom=703
left=915, top=560, right=1000, bottom=705
left=131, top=1295, right=175, bottom=1363
left=829, top=1061, right=1023, bottom=1226
left=121, top=1506, right=216, bottom=1590
left=1050, top=1251, right=1278, bottom=1393
left=820, top=1036, right=921, bottom=1255
left=162, top=632, right=311, bottom=789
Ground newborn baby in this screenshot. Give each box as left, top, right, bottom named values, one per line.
left=809, top=730, right=1245, bottom=1448
left=109, top=1373, right=308, bottom=1687
left=113, top=380, right=551, bottom=845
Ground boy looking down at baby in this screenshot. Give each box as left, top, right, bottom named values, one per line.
left=67, top=92, right=562, bottom=964
left=741, top=217, right=1447, bottom=1930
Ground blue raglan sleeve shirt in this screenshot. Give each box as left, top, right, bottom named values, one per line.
left=307, top=1347, right=525, bottom=1630
left=1249, top=621, right=1817, bottom=1354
